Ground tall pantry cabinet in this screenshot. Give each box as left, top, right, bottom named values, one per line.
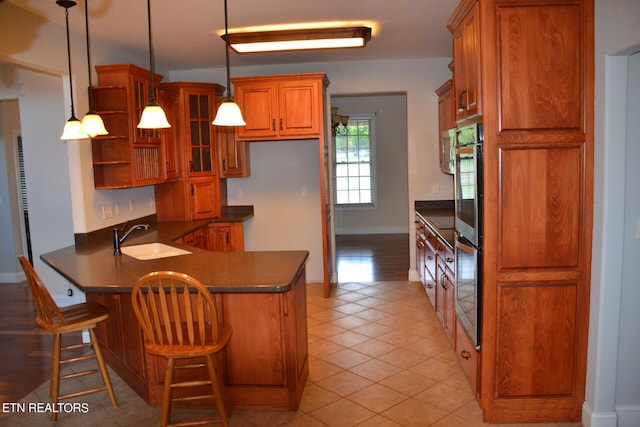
left=448, top=0, right=594, bottom=423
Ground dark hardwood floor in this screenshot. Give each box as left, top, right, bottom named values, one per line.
left=335, top=233, right=410, bottom=282
left=0, top=233, right=409, bottom=403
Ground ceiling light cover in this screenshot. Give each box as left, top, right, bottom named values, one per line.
left=223, top=26, right=372, bottom=53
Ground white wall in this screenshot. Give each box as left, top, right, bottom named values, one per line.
left=332, top=94, right=411, bottom=235
left=228, top=140, right=324, bottom=282
left=616, top=50, right=640, bottom=427
left=585, top=0, right=640, bottom=426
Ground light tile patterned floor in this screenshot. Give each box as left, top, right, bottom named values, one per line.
left=0, top=281, right=584, bottom=427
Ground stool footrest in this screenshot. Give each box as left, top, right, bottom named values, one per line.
left=170, top=379, right=213, bottom=388
left=60, top=368, right=101, bottom=381
left=59, top=385, right=108, bottom=401
left=166, top=418, right=223, bottom=427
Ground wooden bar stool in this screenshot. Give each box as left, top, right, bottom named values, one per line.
left=18, top=255, right=117, bottom=421
left=131, top=271, right=232, bottom=427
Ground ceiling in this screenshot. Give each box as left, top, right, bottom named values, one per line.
left=5, top=0, right=458, bottom=70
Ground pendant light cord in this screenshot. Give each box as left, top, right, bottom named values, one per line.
left=83, top=0, right=95, bottom=111
left=146, top=0, right=157, bottom=104
left=224, top=0, right=232, bottom=101
left=63, top=5, right=77, bottom=118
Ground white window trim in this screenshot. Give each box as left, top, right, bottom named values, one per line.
left=334, top=114, right=377, bottom=210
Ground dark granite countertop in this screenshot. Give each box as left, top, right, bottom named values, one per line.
left=42, top=206, right=309, bottom=294
left=415, top=200, right=455, bottom=248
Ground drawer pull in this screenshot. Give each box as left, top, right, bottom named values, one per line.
left=460, top=349, right=471, bottom=360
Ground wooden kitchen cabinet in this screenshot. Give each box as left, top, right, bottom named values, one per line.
left=435, top=240, right=456, bottom=346
left=207, top=222, right=244, bottom=252
left=450, top=0, right=481, bottom=122
left=436, top=78, right=456, bottom=174
left=232, top=74, right=329, bottom=141
left=90, top=64, right=168, bottom=189
left=456, top=319, right=480, bottom=398
left=154, top=82, right=227, bottom=221
left=216, top=96, right=250, bottom=178
left=447, top=0, right=594, bottom=422
left=415, top=214, right=437, bottom=306
left=157, top=88, right=180, bottom=181
left=175, top=227, right=208, bottom=249
left=175, top=222, right=244, bottom=252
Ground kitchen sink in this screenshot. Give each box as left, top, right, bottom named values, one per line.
left=120, top=243, right=191, bottom=260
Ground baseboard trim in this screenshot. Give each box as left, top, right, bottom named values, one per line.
left=582, top=402, right=618, bottom=427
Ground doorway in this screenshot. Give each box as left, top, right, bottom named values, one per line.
left=330, top=93, right=409, bottom=283
left=0, top=99, right=29, bottom=282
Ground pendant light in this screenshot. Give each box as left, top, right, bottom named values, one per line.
left=80, top=0, right=108, bottom=137
left=137, top=0, right=170, bottom=129
left=212, top=0, right=246, bottom=126
left=58, top=0, right=88, bottom=140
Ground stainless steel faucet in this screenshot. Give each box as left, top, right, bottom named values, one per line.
left=113, top=222, right=150, bottom=255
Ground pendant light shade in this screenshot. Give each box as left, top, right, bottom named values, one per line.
left=213, top=0, right=245, bottom=127
left=58, top=0, right=88, bottom=141
left=80, top=0, right=107, bottom=137
left=213, top=101, right=246, bottom=126
left=61, top=117, right=88, bottom=140
left=81, top=112, right=108, bottom=137
left=138, top=102, right=171, bottom=128
left=137, top=0, right=170, bottom=129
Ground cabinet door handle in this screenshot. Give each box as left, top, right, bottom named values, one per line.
left=458, top=89, right=468, bottom=112
left=280, top=118, right=283, bottom=130
left=460, top=349, right=471, bottom=360
left=222, top=159, right=227, bottom=171
left=272, top=119, right=276, bottom=131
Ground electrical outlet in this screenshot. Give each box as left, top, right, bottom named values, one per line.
left=102, top=205, right=113, bottom=219
left=236, top=189, right=244, bottom=200
left=129, top=200, right=135, bottom=213
left=301, top=187, right=308, bottom=198
left=115, top=203, right=120, bottom=216
left=431, top=183, right=440, bottom=194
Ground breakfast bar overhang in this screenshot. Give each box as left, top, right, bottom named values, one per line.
left=40, top=228, right=310, bottom=411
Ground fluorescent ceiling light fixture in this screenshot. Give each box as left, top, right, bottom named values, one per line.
left=223, top=26, right=372, bottom=53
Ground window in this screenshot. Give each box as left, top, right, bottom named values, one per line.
left=334, top=117, right=375, bottom=206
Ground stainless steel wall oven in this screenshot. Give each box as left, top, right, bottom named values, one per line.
left=454, top=122, right=483, bottom=348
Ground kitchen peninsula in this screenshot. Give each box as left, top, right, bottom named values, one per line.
left=40, top=215, right=310, bottom=411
